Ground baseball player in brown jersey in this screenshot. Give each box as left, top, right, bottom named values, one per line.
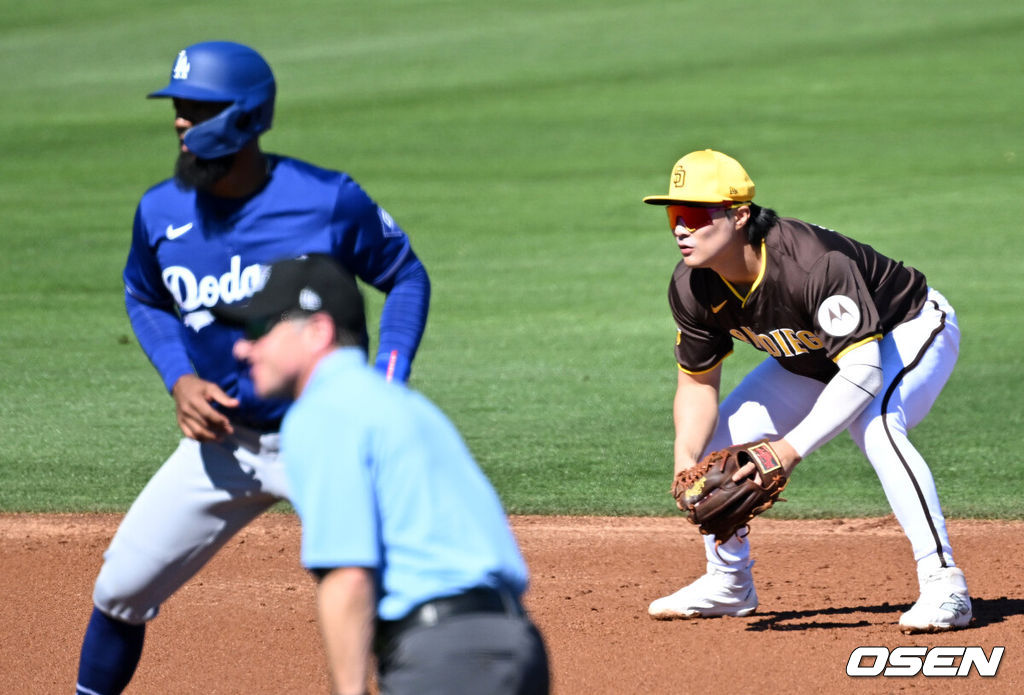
left=642, top=149, right=971, bottom=633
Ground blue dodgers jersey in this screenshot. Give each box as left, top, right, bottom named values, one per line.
left=123, top=154, right=412, bottom=426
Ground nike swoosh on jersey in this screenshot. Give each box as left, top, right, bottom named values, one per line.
left=166, top=222, right=194, bottom=240
left=711, top=300, right=728, bottom=313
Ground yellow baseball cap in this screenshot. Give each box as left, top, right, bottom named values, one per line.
left=642, top=149, right=755, bottom=205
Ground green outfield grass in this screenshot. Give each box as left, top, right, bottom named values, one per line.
left=1, top=0, right=1021, bottom=517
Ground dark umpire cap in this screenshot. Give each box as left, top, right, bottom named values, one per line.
left=212, top=254, right=366, bottom=339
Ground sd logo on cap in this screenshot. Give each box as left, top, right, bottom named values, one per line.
left=643, top=149, right=755, bottom=205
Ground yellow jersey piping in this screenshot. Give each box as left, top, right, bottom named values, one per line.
left=832, top=334, right=882, bottom=363
left=717, top=240, right=767, bottom=307
left=678, top=350, right=732, bottom=375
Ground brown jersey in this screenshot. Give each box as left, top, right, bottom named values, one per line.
left=668, top=217, right=928, bottom=382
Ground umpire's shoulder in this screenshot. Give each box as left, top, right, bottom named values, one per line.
left=300, top=356, right=409, bottom=419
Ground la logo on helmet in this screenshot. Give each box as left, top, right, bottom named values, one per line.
left=172, top=51, right=191, bottom=80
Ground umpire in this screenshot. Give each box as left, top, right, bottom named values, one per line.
left=214, top=255, right=549, bottom=695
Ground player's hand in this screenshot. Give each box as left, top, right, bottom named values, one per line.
left=672, top=458, right=700, bottom=511
left=171, top=374, right=239, bottom=442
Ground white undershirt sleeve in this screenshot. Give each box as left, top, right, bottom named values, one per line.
left=784, top=339, right=884, bottom=458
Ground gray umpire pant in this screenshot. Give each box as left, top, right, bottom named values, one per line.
left=377, top=613, right=549, bottom=695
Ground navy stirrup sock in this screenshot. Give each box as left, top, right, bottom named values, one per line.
left=75, top=607, right=145, bottom=695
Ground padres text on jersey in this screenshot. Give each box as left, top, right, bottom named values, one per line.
left=669, top=218, right=927, bottom=382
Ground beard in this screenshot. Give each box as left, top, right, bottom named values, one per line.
left=174, top=150, right=236, bottom=191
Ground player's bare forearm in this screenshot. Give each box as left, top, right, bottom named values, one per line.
left=316, top=567, right=375, bottom=695
left=769, top=438, right=802, bottom=473
left=673, top=366, right=722, bottom=478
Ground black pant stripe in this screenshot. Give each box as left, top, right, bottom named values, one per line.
left=879, top=299, right=949, bottom=568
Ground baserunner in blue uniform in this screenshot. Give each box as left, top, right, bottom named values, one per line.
left=75, top=41, right=431, bottom=695
left=215, top=255, right=549, bottom=695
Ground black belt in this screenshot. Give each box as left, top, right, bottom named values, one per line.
left=375, top=587, right=524, bottom=655
left=231, top=417, right=282, bottom=433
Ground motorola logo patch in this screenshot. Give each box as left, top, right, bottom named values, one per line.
left=817, top=295, right=860, bottom=337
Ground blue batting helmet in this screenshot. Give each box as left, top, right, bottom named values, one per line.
left=149, top=41, right=276, bottom=159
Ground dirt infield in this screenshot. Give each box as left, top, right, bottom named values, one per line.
left=2, top=513, right=1021, bottom=694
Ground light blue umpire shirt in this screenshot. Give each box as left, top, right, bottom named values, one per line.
left=281, top=347, right=529, bottom=621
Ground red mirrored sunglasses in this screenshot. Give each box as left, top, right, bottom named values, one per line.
left=666, top=202, right=747, bottom=232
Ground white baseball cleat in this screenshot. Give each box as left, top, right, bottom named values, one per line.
left=899, top=567, right=972, bottom=634
left=648, top=567, right=758, bottom=620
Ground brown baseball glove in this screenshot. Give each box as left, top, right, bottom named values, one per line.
left=672, top=440, right=789, bottom=541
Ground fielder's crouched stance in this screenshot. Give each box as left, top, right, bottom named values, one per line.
left=642, top=150, right=971, bottom=634
left=76, top=41, right=430, bottom=694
